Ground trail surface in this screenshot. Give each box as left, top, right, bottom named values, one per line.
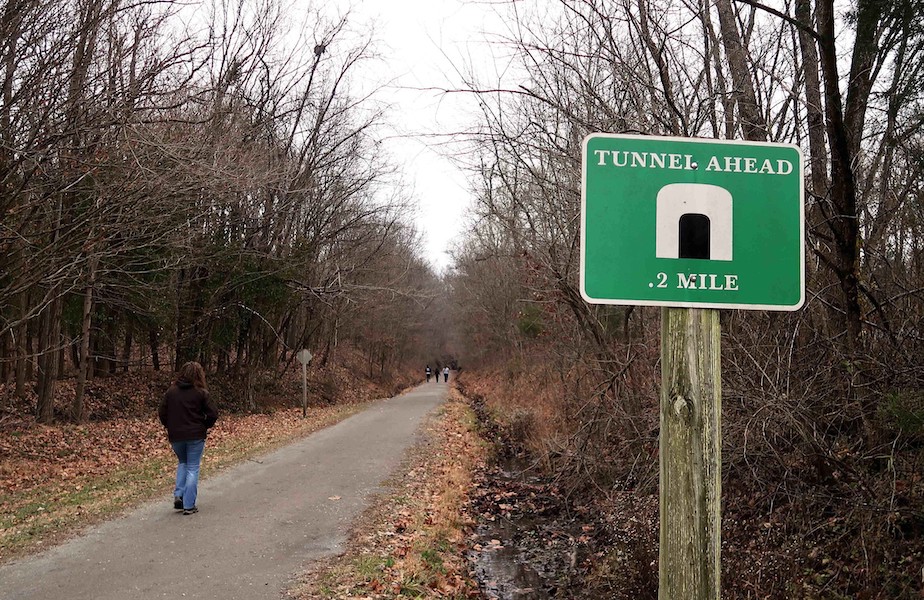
left=0, top=383, right=447, bottom=600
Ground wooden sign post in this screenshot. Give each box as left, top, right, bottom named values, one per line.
left=296, top=349, right=313, bottom=417
left=659, top=307, right=721, bottom=599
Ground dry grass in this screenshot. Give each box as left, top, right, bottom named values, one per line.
left=290, top=388, right=487, bottom=599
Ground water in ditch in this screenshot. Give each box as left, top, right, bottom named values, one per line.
left=468, top=457, right=591, bottom=599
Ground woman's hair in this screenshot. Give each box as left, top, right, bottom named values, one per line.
left=177, top=361, right=207, bottom=390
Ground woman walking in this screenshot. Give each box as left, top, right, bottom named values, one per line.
left=158, top=361, right=219, bottom=515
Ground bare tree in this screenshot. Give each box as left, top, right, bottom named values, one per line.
left=1, top=0, right=435, bottom=420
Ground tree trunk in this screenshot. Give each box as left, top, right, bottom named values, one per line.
left=122, top=329, right=132, bottom=373
left=699, top=0, right=734, bottom=138
left=36, top=296, right=62, bottom=423
left=58, top=341, right=66, bottom=379
left=148, top=327, right=160, bottom=371
left=816, top=0, right=863, bottom=354
left=73, top=256, right=98, bottom=422
left=20, top=319, right=32, bottom=394
left=636, top=0, right=682, bottom=135
left=714, top=0, right=768, bottom=141
left=175, top=267, right=206, bottom=369
left=795, top=0, right=829, bottom=198
left=1, top=327, right=8, bottom=383
left=104, top=316, right=117, bottom=375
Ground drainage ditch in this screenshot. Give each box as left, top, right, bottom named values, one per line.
left=468, top=456, right=598, bottom=599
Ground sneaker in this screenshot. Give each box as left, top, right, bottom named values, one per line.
left=182, top=506, right=198, bottom=515
left=173, top=497, right=183, bottom=510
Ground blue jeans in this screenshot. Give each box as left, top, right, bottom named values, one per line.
left=171, top=439, right=205, bottom=510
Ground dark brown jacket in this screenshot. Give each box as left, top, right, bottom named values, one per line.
left=158, top=379, right=219, bottom=442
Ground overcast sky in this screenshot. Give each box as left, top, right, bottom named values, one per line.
left=332, top=0, right=510, bottom=273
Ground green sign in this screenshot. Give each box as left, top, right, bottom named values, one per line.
left=581, top=133, right=804, bottom=310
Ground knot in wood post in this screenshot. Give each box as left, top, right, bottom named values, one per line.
left=673, top=394, right=692, bottom=419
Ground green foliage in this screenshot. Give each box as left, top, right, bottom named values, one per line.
left=61, top=292, right=85, bottom=333
left=354, top=554, right=391, bottom=579
left=879, top=391, right=924, bottom=440
left=419, top=546, right=447, bottom=573
left=516, top=304, right=543, bottom=338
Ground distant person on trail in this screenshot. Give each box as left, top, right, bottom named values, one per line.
left=425, top=365, right=432, bottom=383
left=158, top=361, right=219, bottom=516
left=443, top=366, right=449, bottom=382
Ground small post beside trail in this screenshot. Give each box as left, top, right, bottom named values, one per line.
left=659, top=307, right=721, bottom=599
left=296, top=349, right=313, bottom=417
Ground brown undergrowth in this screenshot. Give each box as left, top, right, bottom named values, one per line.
left=290, top=387, right=487, bottom=599
left=457, top=366, right=924, bottom=599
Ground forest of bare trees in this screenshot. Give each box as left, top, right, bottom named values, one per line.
left=3, top=0, right=923, bottom=595
left=447, top=0, right=924, bottom=596
left=0, top=0, right=441, bottom=422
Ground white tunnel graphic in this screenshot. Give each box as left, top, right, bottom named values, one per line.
left=655, top=183, right=733, bottom=261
